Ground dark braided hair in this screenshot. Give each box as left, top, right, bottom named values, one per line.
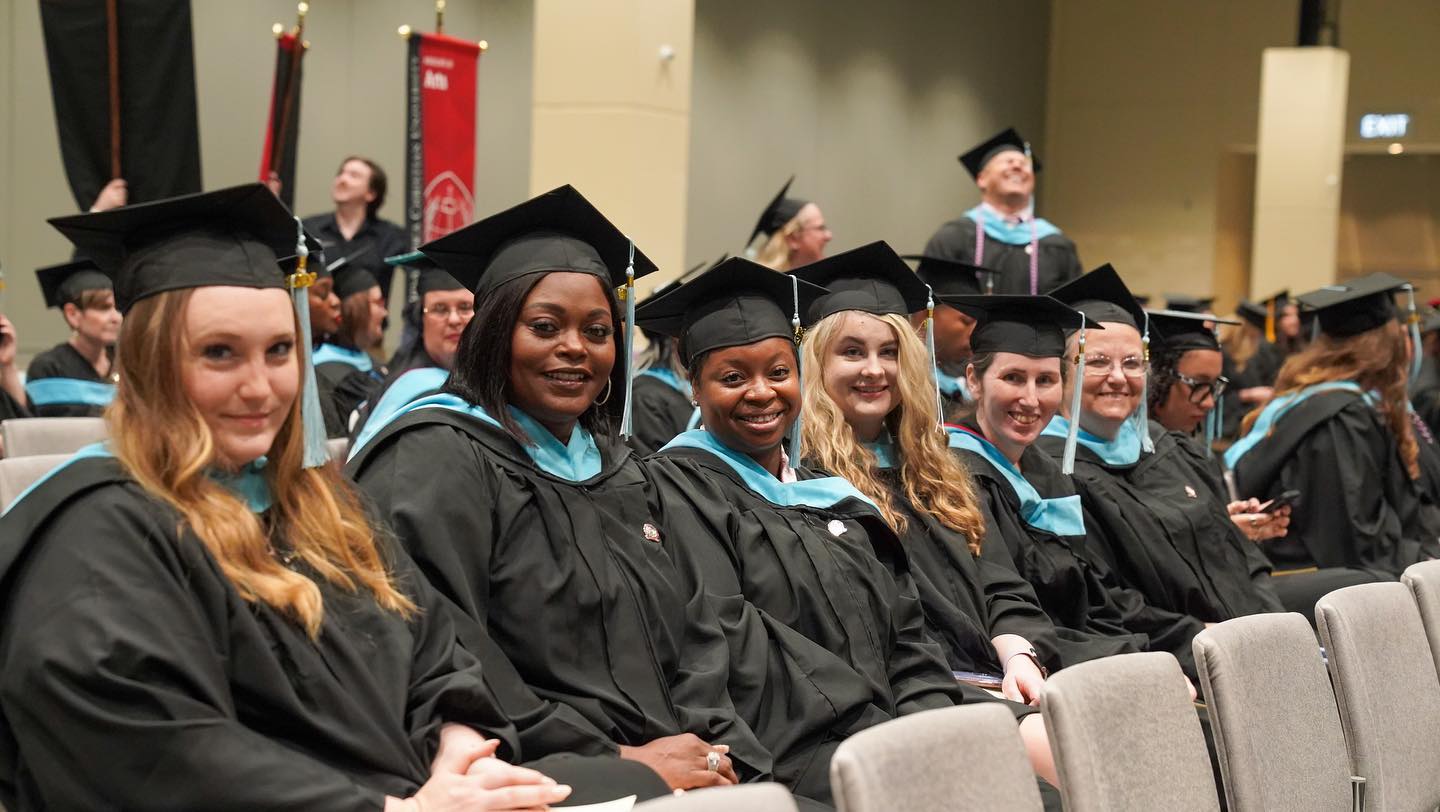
left=1147, top=344, right=1184, bottom=415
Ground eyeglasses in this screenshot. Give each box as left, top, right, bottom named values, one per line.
left=1176, top=372, right=1229, bottom=403
left=1081, top=353, right=1147, bottom=378
left=422, top=303, right=475, bottom=320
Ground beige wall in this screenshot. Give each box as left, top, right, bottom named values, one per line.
left=685, top=0, right=1053, bottom=279
left=1045, top=0, right=1440, bottom=309
left=1, top=0, right=533, bottom=361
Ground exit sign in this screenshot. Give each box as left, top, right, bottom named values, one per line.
left=1359, top=113, right=1410, bottom=139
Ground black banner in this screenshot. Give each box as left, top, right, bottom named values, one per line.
left=40, top=0, right=202, bottom=211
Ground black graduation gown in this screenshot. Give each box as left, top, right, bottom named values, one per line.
left=646, top=447, right=1015, bottom=801
left=628, top=374, right=695, bottom=457
left=24, top=342, right=111, bottom=417
left=346, top=409, right=771, bottom=780
left=873, top=468, right=1064, bottom=675
left=0, top=456, right=518, bottom=811
left=1232, top=389, right=1440, bottom=576
left=1035, top=425, right=1284, bottom=623
left=922, top=216, right=1083, bottom=295
left=953, top=432, right=1204, bottom=676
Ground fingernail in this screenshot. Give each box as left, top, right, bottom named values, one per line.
left=716, top=745, right=730, bottom=753
left=552, top=785, right=573, bottom=797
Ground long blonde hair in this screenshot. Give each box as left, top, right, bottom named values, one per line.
left=109, top=289, right=415, bottom=636
left=1241, top=319, right=1418, bottom=479
left=1218, top=320, right=1260, bottom=372
left=802, top=311, right=987, bottom=554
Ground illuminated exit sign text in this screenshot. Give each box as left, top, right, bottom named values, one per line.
left=1359, top=113, right=1410, bottom=139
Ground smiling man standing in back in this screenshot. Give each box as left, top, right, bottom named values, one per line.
left=923, top=128, right=1082, bottom=295
left=303, top=156, right=410, bottom=313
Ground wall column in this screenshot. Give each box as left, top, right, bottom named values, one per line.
left=1249, top=46, right=1350, bottom=296
left=530, top=0, right=693, bottom=291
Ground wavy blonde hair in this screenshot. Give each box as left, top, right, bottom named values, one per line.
left=1218, top=320, right=1260, bottom=372
left=1240, top=319, right=1417, bottom=479
left=754, top=218, right=803, bottom=272
left=802, top=311, right=987, bottom=554
left=109, top=288, right=415, bottom=637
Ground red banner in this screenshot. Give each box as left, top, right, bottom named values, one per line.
left=259, top=32, right=305, bottom=210
left=405, top=33, right=480, bottom=250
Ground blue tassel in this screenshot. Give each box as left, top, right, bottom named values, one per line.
left=1063, top=314, right=1086, bottom=475
left=290, top=218, right=329, bottom=468
left=1406, top=285, right=1423, bottom=393
left=620, top=240, right=638, bottom=438
left=1205, top=394, right=1222, bottom=458
left=925, top=287, right=942, bottom=424
left=1136, top=311, right=1154, bottom=454
left=787, top=274, right=804, bottom=459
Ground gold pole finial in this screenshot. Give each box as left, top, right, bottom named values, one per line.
left=436, top=0, right=445, bottom=34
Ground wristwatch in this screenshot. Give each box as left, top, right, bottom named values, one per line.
left=1004, top=647, right=1049, bottom=678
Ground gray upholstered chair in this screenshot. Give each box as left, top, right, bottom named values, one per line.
left=1194, top=612, right=1360, bottom=811
left=1, top=416, right=108, bottom=458
left=0, top=453, right=71, bottom=511
left=829, top=703, right=1043, bottom=812
left=1041, top=651, right=1219, bottom=811
left=1318, top=581, right=1440, bottom=811
left=634, top=784, right=798, bottom=811
left=1402, top=559, right=1440, bottom=680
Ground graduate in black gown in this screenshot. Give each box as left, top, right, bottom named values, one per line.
left=2, top=183, right=662, bottom=811
left=1034, top=267, right=1286, bottom=623
left=299, top=246, right=349, bottom=437
left=793, top=242, right=1063, bottom=691
left=0, top=314, right=30, bottom=427
left=25, top=259, right=121, bottom=417
left=347, top=186, right=774, bottom=797
left=1227, top=273, right=1440, bottom=584
left=936, top=293, right=1206, bottom=677
left=349, top=251, right=473, bottom=443
left=314, top=260, right=387, bottom=432
left=923, top=128, right=1082, bottom=296
left=902, top=254, right=997, bottom=420
left=627, top=267, right=711, bottom=457
left=637, top=257, right=1061, bottom=799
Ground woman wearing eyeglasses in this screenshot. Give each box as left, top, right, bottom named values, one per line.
left=1035, top=267, right=1286, bottom=624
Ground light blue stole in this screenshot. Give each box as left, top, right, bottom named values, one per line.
left=312, top=343, right=375, bottom=373
left=348, top=367, right=449, bottom=457
left=1040, top=414, right=1144, bottom=467
left=935, top=366, right=971, bottom=402
left=1224, top=381, right=1374, bottom=469
left=945, top=426, right=1086, bottom=536
left=964, top=203, right=1062, bottom=246
left=662, top=429, right=876, bottom=510
left=24, top=378, right=116, bottom=407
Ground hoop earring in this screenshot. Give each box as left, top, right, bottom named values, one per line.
left=595, top=378, right=612, bottom=406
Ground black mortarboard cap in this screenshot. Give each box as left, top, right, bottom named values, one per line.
left=748, top=176, right=808, bottom=245
left=957, top=127, right=1042, bottom=181
left=48, top=183, right=304, bottom=313
left=1147, top=308, right=1239, bottom=353
left=333, top=263, right=380, bottom=301
left=633, top=257, right=828, bottom=367
left=938, top=294, right=1093, bottom=358
left=418, top=185, right=657, bottom=298
left=385, top=250, right=464, bottom=297
left=1048, top=263, right=1146, bottom=329
left=1164, top=293, right=1216, bottom=314
left=901, top=254, right=1000, bottom=298
left=1235, top=300, right=1267, bottom=330
left=1297, top=273, right=1411, bottom=338
left=280, top=233, right=326, bottom=277
left=791, top=241, right=929, bottom=322
left=35, top=258, right=111, bottom=309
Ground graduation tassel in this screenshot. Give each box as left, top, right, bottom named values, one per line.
left=619, top=239, right=638, bottom=438
left=1062, top=313, right=1086, bottom=475
left=1204, top=394, right=1222, bottom=458
left=787, top=273, right=805, bottom=459
left=1265, top=299, right=1277, bottom=344
left=1136, top=310, right=1154, bottom=454
left=288, top=218, right=329, bottom=468
left=1023, top=141, right=1039, bottom=296
left=925, top=286, right=943, bottom=425
left=1405, top=284, right=1423, bottom=393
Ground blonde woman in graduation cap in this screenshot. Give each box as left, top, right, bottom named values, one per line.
left=0, top=185, right=582, bottom=811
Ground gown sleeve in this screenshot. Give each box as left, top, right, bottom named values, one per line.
left=973, top=520, right=1065, bottom=670
left=355, top=427, right=620, bottom=759
left=0, top=494, right=387, bottom=812
left=885, top=568, right=969, bottom=714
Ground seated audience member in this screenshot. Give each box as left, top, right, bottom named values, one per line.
left=747, top=177, right=830, bottom=272
left=0, top=314, right=29, bottom=430
left=349, top=252, right=473, bottom=442
left=639, top=257, right=1060, bottom=801
left=26, top=259, right=121, bottom=417
left=1036, top=266, right=1287, bottom=622
left=314, top=260, right=387, bottom=431
left=1227, top=273, right=1440, bottom=587
left=795, top=242, right=1064, bottom=692
left=2, top=183, right=666, bottom=810
left=347, top=186, right=774, bottom=798
left=903, top=254, right=995, bottom=419
left=938, top=292, right=1205, bottom=676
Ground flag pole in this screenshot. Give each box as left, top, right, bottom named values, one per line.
left=270, top=3, right=308, bottom=183
left=105, top=0, right=121, bottom=179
